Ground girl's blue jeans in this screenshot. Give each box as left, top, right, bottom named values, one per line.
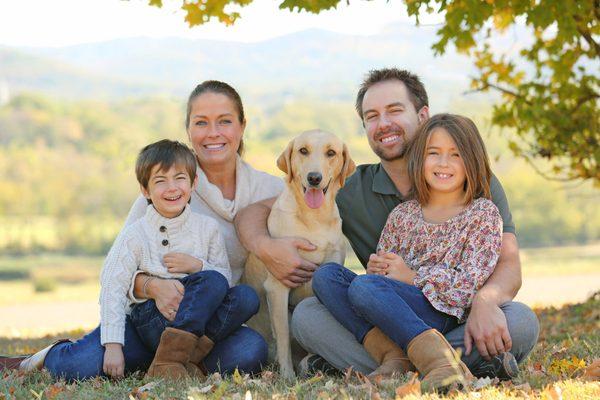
left=44, top=270, right=267, bottom=381
left=312, top=263, right=458, bottom=351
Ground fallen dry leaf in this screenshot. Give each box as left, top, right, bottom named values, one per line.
left=260, top=370, right=275, bottom=382
left=44, top=383, right=65, bottom=400
left=582, top=359, right=600, bottom=381
left=137, top=381, right=159, bottom=393
left=513, top=382, right=532, bottom=392
left=233, top=368, right=244, bottom=385
left=395, top=372, right=421, bottom=399
left=541, top=384, right=563, bottom=400
left=472, top=376, right=493, bottom=390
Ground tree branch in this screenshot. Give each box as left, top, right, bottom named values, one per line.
left=576, top=26, right=600, bottom=56
left=464, top=82, right=533, bottom=105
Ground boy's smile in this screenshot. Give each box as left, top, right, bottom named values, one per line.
left=141, top=164, right=197, bottom=218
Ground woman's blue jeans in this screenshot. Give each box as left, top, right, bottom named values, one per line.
left=312, top=263, right=458, bottom=351
left=44, top=271, right=267, bottom=381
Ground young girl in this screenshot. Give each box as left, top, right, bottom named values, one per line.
left=312, top=114, right=503, bottom=392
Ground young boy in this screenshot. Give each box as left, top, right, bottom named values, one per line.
left=100, top=139, right=232, bottom=380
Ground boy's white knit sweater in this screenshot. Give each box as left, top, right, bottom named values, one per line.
left=99, top=204, right=231, bottom=345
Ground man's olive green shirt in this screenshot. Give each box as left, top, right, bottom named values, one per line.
left=336, top=163, right=516, bottom=268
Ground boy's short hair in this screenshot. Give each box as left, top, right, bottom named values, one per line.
left=136, top=139, right=197, bottom=189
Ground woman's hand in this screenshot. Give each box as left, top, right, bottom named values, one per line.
left=103, top=343, right=125, bottom=379
left=163, top=252, right=203, bottom=274
left=147, top=277, right=185, bottom=321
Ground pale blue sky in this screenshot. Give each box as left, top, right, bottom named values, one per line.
left=0, top=0, right=444, bottom=47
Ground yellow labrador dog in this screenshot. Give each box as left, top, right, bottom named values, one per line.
left=243, top=129, right=356, bottom=379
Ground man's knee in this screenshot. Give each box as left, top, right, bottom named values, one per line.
left=291, top=297, right=319, bottom=346
left=502, top=301, right=540, bottom=362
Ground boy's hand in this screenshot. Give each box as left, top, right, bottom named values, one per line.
left=103, top=343, right=125, bottom=378
left=164, top=253, right=203, bottom=274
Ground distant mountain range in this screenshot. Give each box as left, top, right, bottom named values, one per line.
left=0, top=23, right=478, bottom=108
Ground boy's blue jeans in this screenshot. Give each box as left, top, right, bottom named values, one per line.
left=130, top=270, right=257, bottom=349
left=312, top=263, right=458, bottom=351
left=44, top=270, right=267, bottom=381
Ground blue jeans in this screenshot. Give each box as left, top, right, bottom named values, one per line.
left=312, top=263, right=458, bottom=351
left=130, top=270, right=258, bottom=347
left=45, top=272, right=267, bottom=381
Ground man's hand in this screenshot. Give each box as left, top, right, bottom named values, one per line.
left=103, top=343, right=125, bottom=378
left=148, top=278, right=185, bottom=321
left=163, top=252, right=203, bottom=274
left=464, top=296, right=512, bottom=360
left=257, top=236, right=318, bottom=288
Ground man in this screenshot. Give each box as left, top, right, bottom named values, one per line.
left=234, top=68, right=539, bottom=378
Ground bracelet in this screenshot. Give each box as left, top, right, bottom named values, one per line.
left=142, top=276, right=155, bottom=299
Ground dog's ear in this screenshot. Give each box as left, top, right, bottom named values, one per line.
left=339, top=143, right=356, bottom=187
left=277, top=140, right=294, bottom=182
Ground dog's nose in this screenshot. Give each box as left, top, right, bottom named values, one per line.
left=307, top=172, right=322, bottom=187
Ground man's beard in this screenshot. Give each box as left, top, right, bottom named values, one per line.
left=372, top=126, right=408, bottom=161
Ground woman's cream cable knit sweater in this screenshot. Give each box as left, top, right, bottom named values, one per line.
left=99, top=204, right=231, bottom=345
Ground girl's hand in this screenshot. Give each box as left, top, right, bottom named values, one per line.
left=148, top=278, right=184, bottom=321
left=163, top=253, right=203, bottom=274
left=367, top=253, right=389, bottom=275
left=103, top=343, right=125, bottom=378
left=376, top=252, right=416, bottom=284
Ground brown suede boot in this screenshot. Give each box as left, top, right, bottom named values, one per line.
left=406, top=329, right=473, bottom=393
left=185, top=335, right=214, bottom=379
left=146, top=327, right=198, bottom=380
left=363, top=327, right=414, bottom=378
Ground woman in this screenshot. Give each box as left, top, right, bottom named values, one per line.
left=1, top=81, right=284, bottom=380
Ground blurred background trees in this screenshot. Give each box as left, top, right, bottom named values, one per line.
left=147, top=0, right=600, bottom=182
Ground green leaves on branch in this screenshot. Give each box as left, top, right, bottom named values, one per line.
left=147, top=0, right=339, bottom=26
left=405, top=0, right=599, bottom=183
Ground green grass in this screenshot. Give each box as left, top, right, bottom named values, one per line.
left=1, top=294, right=599, bottom=399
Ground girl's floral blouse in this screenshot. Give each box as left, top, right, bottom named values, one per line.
left=377, top=197, right=503, bottom=322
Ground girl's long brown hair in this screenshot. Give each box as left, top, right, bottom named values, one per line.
left=407, top=113, right=492, bottom=205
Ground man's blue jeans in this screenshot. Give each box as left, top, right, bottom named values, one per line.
left=44, top=271, right=267, bottom=381
left=312, top=263, right=459, bottom=350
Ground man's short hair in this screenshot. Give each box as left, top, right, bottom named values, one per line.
left=135, top=139, right=197, bottom=189
left=355, top=68, right=429, bottom=119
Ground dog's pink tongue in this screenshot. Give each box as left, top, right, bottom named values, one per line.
left=304, top=188, right=325, bottom=209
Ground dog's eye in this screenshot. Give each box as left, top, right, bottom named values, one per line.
left=326, top=150, right=336, bottom=157
left=299, top=148, right=309, bottom=155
